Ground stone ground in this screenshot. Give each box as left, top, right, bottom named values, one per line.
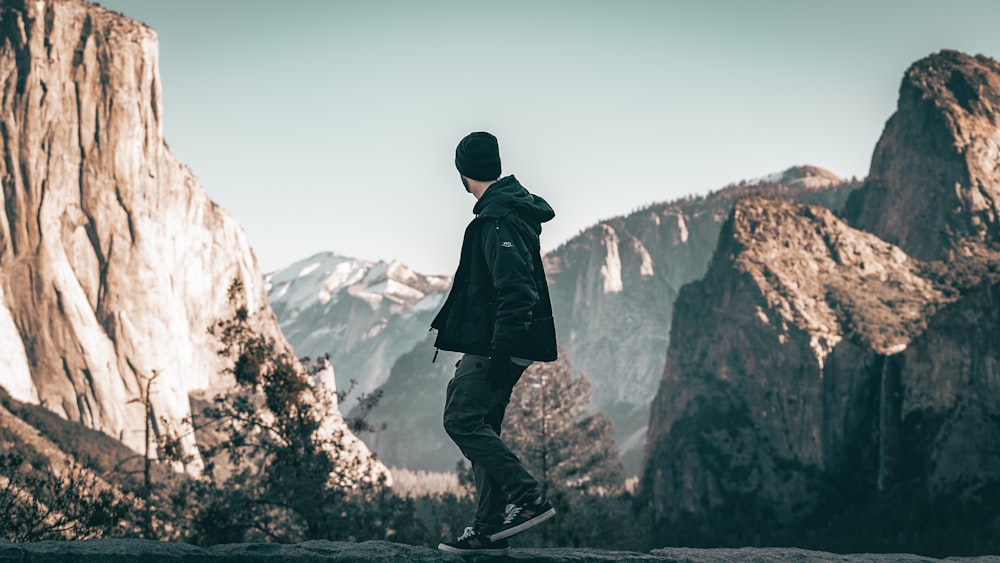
left=0, top=540, right=998, bottom=563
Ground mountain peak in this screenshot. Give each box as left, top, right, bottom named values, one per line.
left=777, top=165, right=843, bottom=189
left=267, top=251, right=450, bottom=320
left=905, top=50, right=1000, bottom=114
left=848, top=50, right=1000, bottom=261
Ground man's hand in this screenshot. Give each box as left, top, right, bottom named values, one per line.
left=487, top=354, right=512, bottom=390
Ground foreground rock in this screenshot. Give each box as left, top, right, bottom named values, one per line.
left=0, top=540, right=996, bottom=563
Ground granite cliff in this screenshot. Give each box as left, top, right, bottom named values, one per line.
left=0, top=0, right=375, bottom=475
left=640, top=50, right=1000, bottom=553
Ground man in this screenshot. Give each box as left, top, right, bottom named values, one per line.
left=432, top=131, right=559, bottom=556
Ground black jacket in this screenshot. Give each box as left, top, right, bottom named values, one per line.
left=431, top=176, right=558, bottom=362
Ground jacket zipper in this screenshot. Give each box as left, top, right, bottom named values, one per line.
left=430, top=327, right=439, bottom=363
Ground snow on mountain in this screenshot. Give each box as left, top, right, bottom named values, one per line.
left=267, top=253, right=449, bottom=314
left=740, top=165, right=843, bottom=190
left=266, top=252, right=451, bottom=410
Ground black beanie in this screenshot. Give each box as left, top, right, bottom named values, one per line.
left=455, top=131, right=501, bottom=181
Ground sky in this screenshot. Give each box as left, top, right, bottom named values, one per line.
left=96, top=0, right=1000, bottom=276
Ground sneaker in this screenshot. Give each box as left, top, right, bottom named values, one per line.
left=488, top=497, right=556, bottom=541
left=437, top=526, right=510, bottom=556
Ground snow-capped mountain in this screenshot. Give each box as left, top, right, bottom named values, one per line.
left=265, top=252, right=451, bottom=410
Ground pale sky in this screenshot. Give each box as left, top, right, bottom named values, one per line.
left=97, top=0, right=1000, bottom=275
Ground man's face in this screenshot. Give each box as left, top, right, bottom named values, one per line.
left=461, top=174, right=471, bottom=194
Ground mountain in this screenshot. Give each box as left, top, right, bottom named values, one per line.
left=265, top=168, right=858, bottom=473
left=351, top=332, right=459, bottom=470
left=0, top=0, right=376, bottom=477
left=543, top=166, right=859, bottom=471
left=639, top=50, right=1000, bottom=553
left=265, top=252, right=451, bottom=411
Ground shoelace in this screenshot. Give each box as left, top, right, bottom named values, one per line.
left=502, top=503, right=523, bottom=524
left=457, top=526, right=477, bottom=541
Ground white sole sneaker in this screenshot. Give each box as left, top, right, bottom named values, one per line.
left=437, top=542, right=510, bottom=556
left=489, top=505, right=556, bottom=541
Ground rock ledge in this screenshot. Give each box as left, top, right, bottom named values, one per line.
left=0, top=539, right=996, bottom=563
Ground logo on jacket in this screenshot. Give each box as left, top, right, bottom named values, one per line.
left=501, top=241, right=514, bottom=248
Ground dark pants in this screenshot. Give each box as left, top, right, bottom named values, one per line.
left=443, top=354, right=539, bottom=533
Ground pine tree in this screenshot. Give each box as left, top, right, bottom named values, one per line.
left=504, top=350, right=626, bottom=497
left=499, top=350, right=648, bottom=549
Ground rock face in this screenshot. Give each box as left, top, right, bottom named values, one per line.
left=641, top=196, right=960, bottom=522
left=543, top=167, right=857, bottom=471
left=848, top=50, right=1000, bottom=260
left=0, top=0, right=373, bottom=473
left=265, top=252, right=450, bottom=412
left=640, top=51, right=1000, bottom=552
left=890, top=275, right=1000, bottom=496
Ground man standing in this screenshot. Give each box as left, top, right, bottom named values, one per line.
left=433, top=131, right=558, bottom=556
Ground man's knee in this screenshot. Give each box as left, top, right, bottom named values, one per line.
left=443, top=412, right=474, bottom=441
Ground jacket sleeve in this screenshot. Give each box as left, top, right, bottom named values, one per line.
left=482, top=218, right=538, bottom=356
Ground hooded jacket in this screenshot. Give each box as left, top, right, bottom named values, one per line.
left=431, top=175, right=558, bottom=362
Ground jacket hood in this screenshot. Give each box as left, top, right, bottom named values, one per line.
left=473, top=176, right=555, bottom=231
